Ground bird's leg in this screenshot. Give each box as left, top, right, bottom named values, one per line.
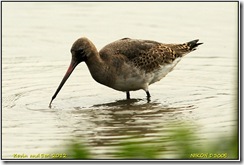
left=146, top=91, right=151, bottom=102
left=146, top=91, right=151, bottom=98
left=126, top=91, right=130, bottom=99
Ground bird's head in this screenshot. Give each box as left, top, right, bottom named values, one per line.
left=70, top=37, right=95, bottom=63
left=49, top=37, right=95, bottom=107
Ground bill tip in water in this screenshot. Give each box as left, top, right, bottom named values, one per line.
left=49, top=100, right=53, bottom=108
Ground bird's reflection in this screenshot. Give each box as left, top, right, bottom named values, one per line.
left=69, top=99, right=195, bottom=147
left=92, top=98, right=144, bottom=109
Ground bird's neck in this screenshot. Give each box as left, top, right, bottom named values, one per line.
left=85, top=52, right=114, bottom=87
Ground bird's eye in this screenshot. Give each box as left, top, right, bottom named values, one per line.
left=77, top=48, right=85, bottom=55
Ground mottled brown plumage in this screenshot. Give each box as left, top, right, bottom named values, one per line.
left=99, top=38, right=202, bottom=73
left=49, top=37, right=202, bottom=106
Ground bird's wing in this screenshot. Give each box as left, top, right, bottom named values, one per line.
left=99, top=38, right=160, bottom=60
left=99, top=38, right=202, bottom=72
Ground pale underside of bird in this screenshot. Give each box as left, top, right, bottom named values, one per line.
left=49, top=37, right=203, bottom=107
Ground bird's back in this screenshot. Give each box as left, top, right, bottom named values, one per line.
left=99, top=38, right=159, bottom=60
left=99, top=38, right=202, bottom=73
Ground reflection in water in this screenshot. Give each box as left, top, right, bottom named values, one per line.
left=66, top=99, right=196, bottom=151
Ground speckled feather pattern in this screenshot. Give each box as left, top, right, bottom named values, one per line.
left=99, top=38, right=200, bottom=73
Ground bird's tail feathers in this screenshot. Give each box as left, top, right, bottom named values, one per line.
left=186, top=39, right=203, bottom=51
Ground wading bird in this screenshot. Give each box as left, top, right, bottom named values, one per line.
left=49, top=37, right=202, bottom=107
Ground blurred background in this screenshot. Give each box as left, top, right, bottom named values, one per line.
left=2, top=2, right=238, bottom=159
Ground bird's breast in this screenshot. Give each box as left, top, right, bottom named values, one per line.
left=111, top=57, right=182, bottom=91
left=112, top=64, right=148, bottom=91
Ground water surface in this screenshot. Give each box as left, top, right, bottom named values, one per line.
left=2, top=2, right=238, bottom=159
